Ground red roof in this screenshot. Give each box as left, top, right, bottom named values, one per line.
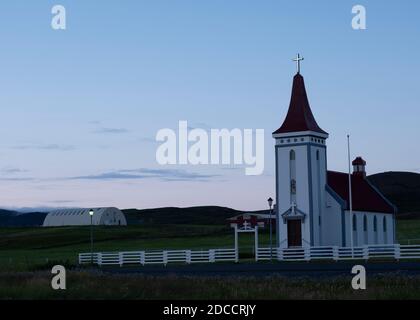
left=352, top=157, right=366, bottom=166
left=327, top=171, right=394, bottom=214
left=273, top=73, right=327, bottom=135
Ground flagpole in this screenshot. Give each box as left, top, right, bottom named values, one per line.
left=347, top=134, right=354, bottom=258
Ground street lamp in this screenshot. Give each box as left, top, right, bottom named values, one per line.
left=89, top=209, right=94, bottom=265
left=267, top=197, right=273, bottom=261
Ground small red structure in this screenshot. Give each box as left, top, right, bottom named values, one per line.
left=227, top=213, right=275, bottom=230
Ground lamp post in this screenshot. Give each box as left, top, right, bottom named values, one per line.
left=267, top=197, right=273, bottom=261
left=89, top=209, right=94, bottom=265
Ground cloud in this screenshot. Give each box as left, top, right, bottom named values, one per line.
left=11, top=144, right=75, bottom=151
left=0, top=167, right=28, bottom=174
left=93, top=127, right=129, bottom=134
left=69, top=168, right=219, bottom=182
left=0, top=177, right=34, bottom=181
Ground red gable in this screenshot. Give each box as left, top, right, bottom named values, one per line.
left=273, top=73, right=327, bottom=135
left=327, top=171, right=395, bottom=214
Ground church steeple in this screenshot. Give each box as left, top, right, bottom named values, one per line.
left=273, top=73, right=327, bottom=136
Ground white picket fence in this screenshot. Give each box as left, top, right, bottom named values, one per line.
left=256, top=244, right=420, bottom=261
left=79, top=248, right=237, bottom=266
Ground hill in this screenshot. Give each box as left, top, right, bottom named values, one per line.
left=368, top=171, right=420, bottom=219
left=123, top=206, right=268, bottom=225
left=0, top=210, right=47, bottom=227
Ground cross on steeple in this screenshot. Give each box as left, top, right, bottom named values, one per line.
left=292, top=53, right=304, bottom=74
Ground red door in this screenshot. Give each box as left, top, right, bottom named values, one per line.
left=287, top=220, right=302, bottom=247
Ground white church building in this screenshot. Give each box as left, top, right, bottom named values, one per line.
left=273, top=65, right=397, bottom=249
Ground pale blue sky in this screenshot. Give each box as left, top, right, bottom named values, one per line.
left=0, top=1, right=419, bottom=211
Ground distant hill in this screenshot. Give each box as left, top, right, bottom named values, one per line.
left=368, top=171, right=420, bottom=219
left=0, top=210, right=47, bottom=227
left=123, top=206, right=267, bottom=225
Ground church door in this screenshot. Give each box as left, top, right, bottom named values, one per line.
left=287, top=220, right=302, bottom=247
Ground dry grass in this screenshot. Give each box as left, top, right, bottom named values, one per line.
left=1, top=271, right=420, bottom=300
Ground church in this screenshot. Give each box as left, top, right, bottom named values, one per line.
left=273, top=57, right=397, bottom=248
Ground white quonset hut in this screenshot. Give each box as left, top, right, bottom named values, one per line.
left=42, top=207, right=127, bottom=227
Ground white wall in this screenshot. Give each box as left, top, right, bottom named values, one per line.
left=276, top=144, right=311, bottom=248
left=323, top=191, right=343, bottom=246
left=344, top=210, right=394, bottom=247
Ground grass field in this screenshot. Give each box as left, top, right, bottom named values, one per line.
left=0, top=219, right=419, bottom=299
left=0, top=219, right=419, bottom=272
left=0, top=224, right=270, bottom=271
left=1, top=271, right=420, bottom=299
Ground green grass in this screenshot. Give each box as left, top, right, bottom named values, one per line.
left=0, top=224, right=269, bottom=271
left=397, top=219, right=420, bottom=244
left=0, top=219, right=418, bottom=272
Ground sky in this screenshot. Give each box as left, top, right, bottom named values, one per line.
left=0, top=0, right=419, bottom=211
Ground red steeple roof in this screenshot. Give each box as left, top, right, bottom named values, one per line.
left=273, top=73, right=327, bottom=135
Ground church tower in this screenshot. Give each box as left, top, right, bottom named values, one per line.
left=273, top=56, right=328, bottom=248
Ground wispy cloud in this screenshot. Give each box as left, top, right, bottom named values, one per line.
left=0, top=177, right=34, bottom=181
left=11, top=144, right=75, bottom=151
left=93, top=127, right=129, bottom=134
left=69, top=168, right=219, bottom=182
left=0, top=167, right=28, bottom=174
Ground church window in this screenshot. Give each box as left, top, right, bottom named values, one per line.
left=294, top=138, right=297, bottom=142
left=318, top=215, right=321, bottom=226
left=280, top=139, right=284, bottom=143
left=290, top=150, right=295, bottom=160
left=301, top=138, right=304, bottom=141
left=316, top=150, right=320, bottom=160
left=290, top=150, right=296, bottom=201
left=352, top=215, right=357, bottom=231
left=373, top=216, right=377, bottom=232
left=363, top=215, right=367, bottom=231
left=383, top=217, right=387, bottom=232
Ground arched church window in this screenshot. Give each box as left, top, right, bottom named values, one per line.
left=290, top=150, right=296, bottom=202
left=290, top=150, right=295, bottom=160
left=373, top=216, right=377, bottom=232
left=352, top=215, right=357, bottom=231
left=383, top=217, right=387, bottom=232
left=363, top=215, right=367, bottom=231
left=316, top=150, right=319, bottom=160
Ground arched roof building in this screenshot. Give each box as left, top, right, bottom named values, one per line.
left=42, top=207, right=127, bottom=227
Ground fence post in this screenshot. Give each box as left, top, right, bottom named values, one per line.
left=363, top=246, right=369, bottom=261
left=186, top=250, right=192, bottom=264
left=277, top=248, right=283, bottom=261
left=332, top=246, right=339, bottom=261
left=97, top=253, right=102, bottom=266
left=119, top=252, right=124, bottom=267
left=394, top=244, right=401, bottom=261
left=304, top=247, right=310, bottom=262
left=163, top=251, right=168, bottom=266
left=140, top=251, right=145, bottom=266
left=209, top=249, right=215, bottom=263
